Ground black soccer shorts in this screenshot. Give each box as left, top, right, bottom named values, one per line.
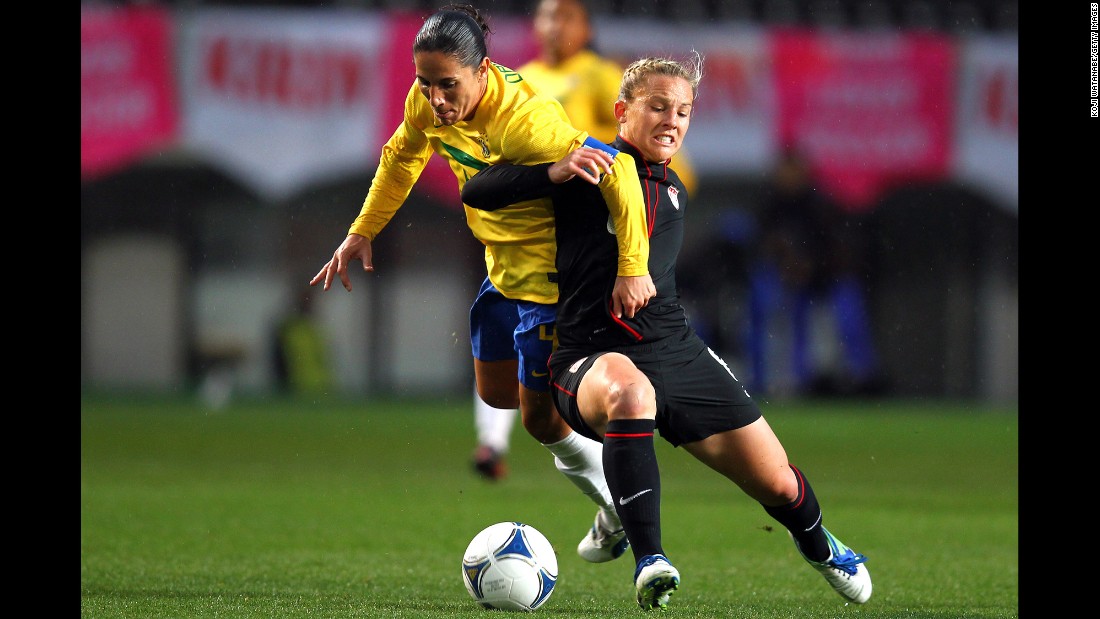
left=550, top=331, right=762, bottom=447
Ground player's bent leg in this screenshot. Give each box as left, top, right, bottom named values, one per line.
left=684, top=427, right=871, bottom=604
left=574, top=352, right=657, bottom=432
left=577, top=355, right=667, bottom=575
left=681, top=417, right=796, bottom=503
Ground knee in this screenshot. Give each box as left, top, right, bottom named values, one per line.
left=604, top=375, right=655, bottom=421
left=757, top=466, right=801, bottom=505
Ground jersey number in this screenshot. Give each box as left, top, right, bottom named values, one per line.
left=539, top=323, right=558, bottom=351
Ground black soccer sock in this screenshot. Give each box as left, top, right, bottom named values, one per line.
left=603, top=418, right=663, bottom=565
left=761, top=464, right=831, bottom=562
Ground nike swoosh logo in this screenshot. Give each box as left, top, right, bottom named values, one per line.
left=619, top=489, right=653, bottom=505
left=532, top=370, right=549, bottom=377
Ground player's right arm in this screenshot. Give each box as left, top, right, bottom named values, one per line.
left=311, top=85, right=433, bottom=292
left=349, top=86, right=434, bottom=240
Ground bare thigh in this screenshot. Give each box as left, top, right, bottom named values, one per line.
left=681, top=416, right=799, bottom=506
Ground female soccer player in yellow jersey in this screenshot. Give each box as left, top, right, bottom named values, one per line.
left=310, top=4, right=650, bottom=564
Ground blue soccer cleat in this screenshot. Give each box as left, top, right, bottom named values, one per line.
left=795, top=527, right=872, bottom=604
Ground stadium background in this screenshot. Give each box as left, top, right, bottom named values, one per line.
left=80, top=0, right=1019, bottom=404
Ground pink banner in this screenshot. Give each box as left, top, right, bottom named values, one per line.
left=771, top=30, right=956, bottom=211
left=81, top=5, right=178, bottom=180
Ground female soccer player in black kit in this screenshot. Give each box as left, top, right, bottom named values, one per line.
left=461, top=53, right=872, bottom=611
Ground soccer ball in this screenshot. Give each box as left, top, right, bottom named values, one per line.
left=461, top=521, right=558, bottom=612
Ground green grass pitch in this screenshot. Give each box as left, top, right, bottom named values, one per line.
left=81, top=392, right=1018, bottom=618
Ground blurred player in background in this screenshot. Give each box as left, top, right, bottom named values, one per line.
left=311, top=3, right=648, bottom=565
left=749, top=148, right=884, bottom=397
left=470, top=0, right=698, bottom=481
left=462, top=52, right=871, bottom=611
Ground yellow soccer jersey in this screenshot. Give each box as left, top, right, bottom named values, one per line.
left=349, top=61, right=648, bottom=305
left=519, top=49, right=699, bottom=195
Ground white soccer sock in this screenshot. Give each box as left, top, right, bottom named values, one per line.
left=545, top=431, right=621, bottom=529
left=474, top=385, right=517, bottom=454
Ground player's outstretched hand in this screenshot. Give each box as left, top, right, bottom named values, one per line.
left=310, top=233, right=373, bottom=292
left=548, top=147, right=615, bottom=185
left=611, top=274, right=655, bottom=319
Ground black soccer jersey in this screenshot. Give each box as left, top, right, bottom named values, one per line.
left=461, top=137, right=691, bottom=355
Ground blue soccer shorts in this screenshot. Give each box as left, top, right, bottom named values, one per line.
left=469, top=277, right=557, bottom=392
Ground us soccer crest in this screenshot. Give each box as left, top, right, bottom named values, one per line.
left=668, top=185, right=680, bottom=210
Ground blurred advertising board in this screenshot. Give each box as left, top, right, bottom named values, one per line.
left=83, top=7, right=1017, bottom=213
left=176, top=7, right=390, bottom=201
left=81, top=4, right=178, bottom=180
left=952, top=35, right=1018, bottom=212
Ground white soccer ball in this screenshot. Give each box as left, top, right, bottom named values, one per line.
left=461, top=521, right=558, bottom=612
